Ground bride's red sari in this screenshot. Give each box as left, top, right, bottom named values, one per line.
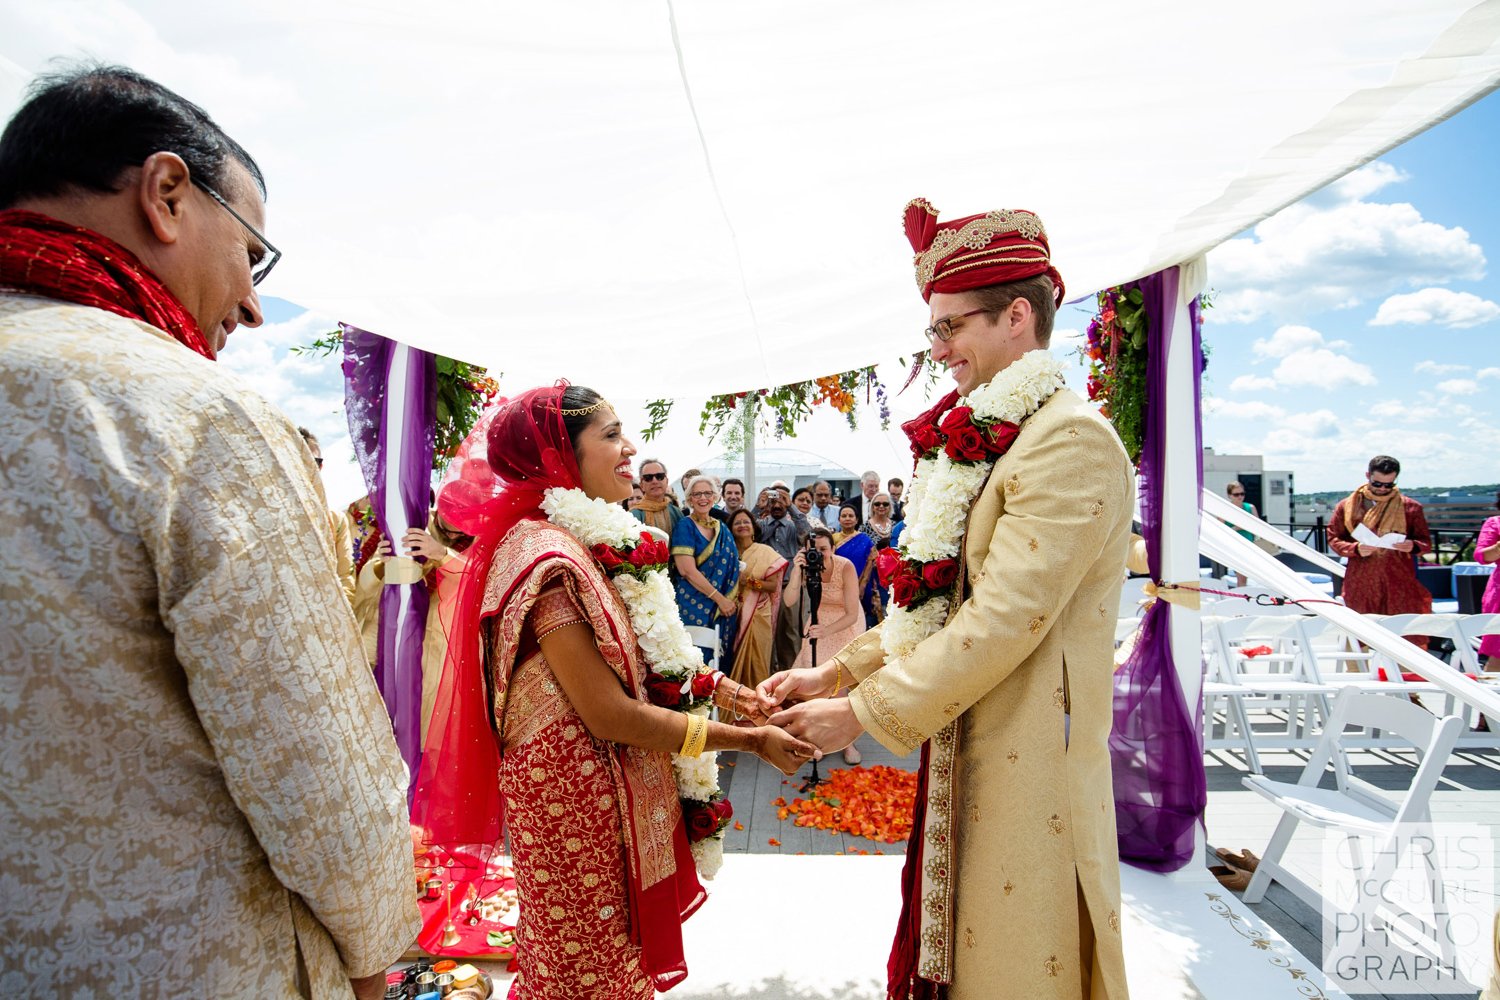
left=413, top=386, right=704, bottom=998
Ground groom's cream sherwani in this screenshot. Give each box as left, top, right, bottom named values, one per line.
left=840, top=387, right=1133, bottom=999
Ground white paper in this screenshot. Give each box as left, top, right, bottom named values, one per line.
left=1353, top=523, right=1406, bottom=549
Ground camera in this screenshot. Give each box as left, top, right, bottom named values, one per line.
left=802, top=536, right=824, bottom=575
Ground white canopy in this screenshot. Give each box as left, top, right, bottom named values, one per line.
left=4, top=1, right=1500, bottom=397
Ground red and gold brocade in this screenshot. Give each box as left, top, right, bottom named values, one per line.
left=479, top=518, right=704, bottom=999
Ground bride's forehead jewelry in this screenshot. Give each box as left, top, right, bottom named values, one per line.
left=558, top=397, right=612, bottom=417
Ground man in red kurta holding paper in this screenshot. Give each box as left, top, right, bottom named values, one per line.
left=1327, top=455, right=1434, bottom=647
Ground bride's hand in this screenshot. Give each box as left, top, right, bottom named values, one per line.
left=716, top=678, right=771, bottom=726
left=756, top=663, right=838, bottom=713
left=756, top=726, right=819, bottom=775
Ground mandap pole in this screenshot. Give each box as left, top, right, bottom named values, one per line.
left=1161, top=256, right=1208, bottom=871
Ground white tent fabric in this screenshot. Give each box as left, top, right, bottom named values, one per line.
left=3, top=2, right=1500, bottom=397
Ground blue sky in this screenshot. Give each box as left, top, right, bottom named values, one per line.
left=225, top=91, right=1500, bottom=507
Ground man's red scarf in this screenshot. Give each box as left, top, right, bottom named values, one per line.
left=0, top=209, right=214, bottom=359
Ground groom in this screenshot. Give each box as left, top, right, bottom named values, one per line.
left=762, top=201, right=1133, bottom=999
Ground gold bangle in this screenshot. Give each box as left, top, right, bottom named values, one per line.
left=679, top=714, right=709, bottom=758
left=831, top=660, right=842, bottom=697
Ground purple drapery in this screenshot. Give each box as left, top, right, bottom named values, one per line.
left=1108, top=267, right=1209, bottom=872
left=342, top=323, right=436, bottom=800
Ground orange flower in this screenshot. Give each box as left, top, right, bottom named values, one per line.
left=773, top=765, right=917, bottom=844
left=733, top=821, right=744, bottom=831
left=768, top=838, right=781, bottom=847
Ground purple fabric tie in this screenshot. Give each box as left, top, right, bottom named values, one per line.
left=1108, top=267, right=1209, bottom=871
left=343, top=323, right=436, bottom=802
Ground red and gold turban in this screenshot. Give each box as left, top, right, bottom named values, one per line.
left=903, top=198, right=1065, bottom=305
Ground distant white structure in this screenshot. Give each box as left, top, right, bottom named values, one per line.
left=696, top=447, right=858, bottom=503
left=1202, top=448, right=1292, bottom=525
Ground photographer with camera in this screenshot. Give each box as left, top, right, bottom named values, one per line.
left=785, top=526, right=866, bottom=763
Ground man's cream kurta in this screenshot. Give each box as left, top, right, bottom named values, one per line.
left=0, top=295, right=420, bottom=996
left=842, top=388, right=1133, bottom=1000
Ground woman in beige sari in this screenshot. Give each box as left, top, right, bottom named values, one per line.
left=727, top=507, right=786, bottom=690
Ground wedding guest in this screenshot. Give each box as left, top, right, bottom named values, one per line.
left=864, top=491, right=897, bottom=544
left=673, top=475, right=741, bottom=662
left=413, top=385, right=813, bottom=998
left=1225, top=481, right=1259, bottom=587
left=727, top=508, right=787, bottom=691
left=1327, top=455, right=1434, bottom=648
left=834, top=503, right=880, bottom=627
left=299, top=426, right=356, bottom=603
left=753, top=487, right=772, bottom=517
left=0, top=64, right=417, bottom=997
left=631, top=457, right=682, bottom=534
left=787, top=526, right=866, bottom=764
left=858, top=469, right=882, bottom=522
left=759, top=489, right=808, bottom=670
left=887, top=477, right=907, bottom=521
left=810, top=479, right=840, bottom=529
left=792, top=485, right=815, bottom=518
left=721, top=477, right=747, bottom=513
left=1472, top=491, right=1500, bottom=669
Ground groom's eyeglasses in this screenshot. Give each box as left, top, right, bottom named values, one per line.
left=923, top=308, right=988, bottom=344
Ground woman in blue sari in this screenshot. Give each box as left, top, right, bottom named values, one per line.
left=832, top=503, right=879, bottom=629
left=672, top=475, right=741, bottom=662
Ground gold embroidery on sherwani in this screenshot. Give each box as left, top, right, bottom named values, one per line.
left=859, top=673, right=925, bottom=752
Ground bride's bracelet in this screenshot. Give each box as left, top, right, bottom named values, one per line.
left=679, top=714, right=709, bottom=758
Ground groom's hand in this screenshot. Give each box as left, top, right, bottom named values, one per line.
left=768, top=698, right=863, bottom=755
left=756, top=663, right=838, bottom=713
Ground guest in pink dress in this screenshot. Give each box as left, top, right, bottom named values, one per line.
left=1475, top=495, right=1500, bottom=666
left=787, top=525, right=868, bottom=764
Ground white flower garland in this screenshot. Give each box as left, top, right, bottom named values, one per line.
left=880, top=351, right=1067, bottom=662
left=541, top=487, right=727, bottom=878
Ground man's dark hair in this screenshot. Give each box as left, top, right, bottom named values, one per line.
left=722, top=477, right=744, bottom=493
left=0, top=63, right=266, bottom=209
left=1368, top=455, right=1401, bottom=476
left=970, top=273, right=1058, bottom=346
left=887, top=477, right=904, bottom=490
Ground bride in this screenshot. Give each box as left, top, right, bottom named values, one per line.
left=414, top=382, right=814, bottom=999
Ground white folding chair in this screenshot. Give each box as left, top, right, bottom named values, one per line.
left=1207, top=616, right=1334, bottom=761
left=1242, top=693, right=1464, bottom=968
left=683, top=625, right=720, bottom=673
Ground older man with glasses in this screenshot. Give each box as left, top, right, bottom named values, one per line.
left=0, top=64, right=417, bottom=997
left=1327, top=454, right=1434, bottom=646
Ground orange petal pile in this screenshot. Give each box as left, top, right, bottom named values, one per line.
left=779, top=765, right=917, bottom=844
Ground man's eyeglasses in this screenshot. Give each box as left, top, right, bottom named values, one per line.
left=1368, top=479, right=1397, bottom=491
left=191, top=177, right=281, bottom=286
left=924, top=308, right=989, bottom=344
left=640, top=472, right=667, bottom=482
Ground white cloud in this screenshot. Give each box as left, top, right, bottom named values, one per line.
left=1271, top=349, right=1376, bottom=389
left=1208, top=180, right=1486, bottom=323
left=1291, top=409, right=1341, bottom=438
left=1217, top=400, right=1285, bottom=422
left=1251, top=325, right=1328, bottom=359
left=1436, top=378, right=1479, bottom=396
left=1229, top=374, right=1277, bottom=393
left=1371, top=288, right=1500, bottom=328
left=1413, top=359, right=1469, bottom=375
left=1323, top=163, right=1409, bottom=203
left=1480, top=368, right=1500, bottom=381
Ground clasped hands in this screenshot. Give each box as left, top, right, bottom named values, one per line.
left=714, top=678, right=818, bottom=776
left=751, top=662, right=864, bottom=759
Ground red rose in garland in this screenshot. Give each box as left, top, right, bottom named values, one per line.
left=684, top=800, right=721, bottom=842
left=891, top=572, right=922, bottom=608
left=984, top=421, right=1020, bottom=455
left=936, top=405, right=974, bottom=436
left=908, top=423, right=943, bottom=461
left=944, top=424, right=989, bottom=462
left=691, top=672, right=717, bottom=698
left=876, top=547, right=905, bottom=588
left=628, top=541, right=659, bottom=568
left=711, top=798, right=734, bottom=822
left=644, top=673, right=684, bottom=708
left=591, top=543, right=625, bottom=570
left=920, top=558, right=959, bottom=590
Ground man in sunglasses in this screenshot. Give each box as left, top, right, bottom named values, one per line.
left=1327, top=455, right=1434, bottom=645
left=631, top=457, right=683, bottom=535
left=0, top=65, right=417, bottom=996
